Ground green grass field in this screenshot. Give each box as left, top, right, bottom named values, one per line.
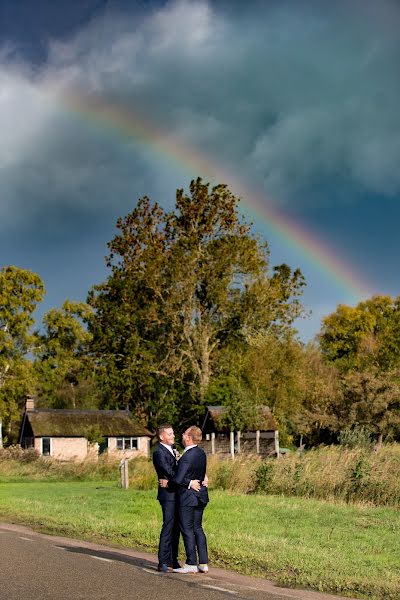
left=0, top=481, right=399, bottom=599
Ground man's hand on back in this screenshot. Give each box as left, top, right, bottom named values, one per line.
left=189, top=479, right=201, bottom=491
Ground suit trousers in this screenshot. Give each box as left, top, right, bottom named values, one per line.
left=179, top=504, right=208, bottom=566
left=158, top=499, right=180, bottom=565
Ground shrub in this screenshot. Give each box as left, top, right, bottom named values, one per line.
left=338, top=424, right=374, bottom=449
left=253, top=461, right=274, bottom=493
left=0, top=445, right=39, bottom=463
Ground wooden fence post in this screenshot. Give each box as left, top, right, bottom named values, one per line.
left=237, top=431, right=241, bottom=454
left=125, top=458, right=129, bottom=488
left=274, top=430, right=280, bottom=458
left=230, top=431, right=235, bottom=459
left=120, top=458, right=129, bottom=489
left=211, top=432, right=215, bottom=454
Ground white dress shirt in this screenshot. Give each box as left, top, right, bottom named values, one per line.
left=160, top=442, right=175, bottom=456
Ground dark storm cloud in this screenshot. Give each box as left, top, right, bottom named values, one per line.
left=1, top=0, right=399, bottom=233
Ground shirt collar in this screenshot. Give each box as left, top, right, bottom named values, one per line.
left=183, top=444, right=197, bottom=453
left=160, top=442, right=175, bottom=456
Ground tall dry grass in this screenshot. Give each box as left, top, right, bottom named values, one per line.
left=0, top=446, right=120, bottom=481
left=206, top=444, right=400, bottom=506
left=127, top=456, right=158, bottom=489
left=252, top=444, right=400, bottom=506
left=1, top=444, right=399, bottom=506
left=206, top=454, right=261, bottom=494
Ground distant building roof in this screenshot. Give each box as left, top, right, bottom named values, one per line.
left=23, top=409, right=152, bottom=438
left=202, top=405, right=276, bottom=432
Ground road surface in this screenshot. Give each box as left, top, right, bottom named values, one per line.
left=0, top=523, right=356, bottom=600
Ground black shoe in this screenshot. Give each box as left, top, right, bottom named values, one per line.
left=172, top=561, right=182, bottom=569
left=157, top=563, right=169, bottom=573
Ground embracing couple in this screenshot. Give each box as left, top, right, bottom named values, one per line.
left=152, top=424, right=209, bottom=574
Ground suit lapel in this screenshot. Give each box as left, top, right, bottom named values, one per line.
left=159, top=443, right=176, bottom=463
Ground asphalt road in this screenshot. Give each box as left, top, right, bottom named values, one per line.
left=0, top=524, right=356, bottom=600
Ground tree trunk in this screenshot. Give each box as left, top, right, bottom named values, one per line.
left=198, top=330, right=211, bottom=402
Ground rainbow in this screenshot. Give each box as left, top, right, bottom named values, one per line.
left=59, top=87, right=373, bottom=299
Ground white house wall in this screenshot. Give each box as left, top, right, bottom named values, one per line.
left=35, top=437, right=89, bottom=461
left=108, top=436, right=150, bottom=459
left=34, top=436, right=150, bottom=460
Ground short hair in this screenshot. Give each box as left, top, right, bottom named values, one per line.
left=185, top=425, right=202, bottom=443
left=157, top=423, right=173, bottom=439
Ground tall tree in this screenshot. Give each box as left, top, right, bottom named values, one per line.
left=209, top=334, right=340, bottom=445
left=319, top=295, right=400, bottom=372
left=34, top=301, right=99, bottom=409
left=319, top=295, right=400, bottom=440
left=89, top=178, right=305, bottom=427
left=293, top=343, right=341, bottom=444
left=0, top=266, right=45, bottom=439
left=339, top=368, right=400, bottom=440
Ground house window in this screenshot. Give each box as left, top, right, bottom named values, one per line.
left=42, top=437, right=51, bottom=456
left=116, top=437, right=139, bottom=450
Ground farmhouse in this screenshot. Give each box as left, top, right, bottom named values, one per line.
left=19, top=396, right=152, bottom=461
left=200, top=405, right=279, bottom=458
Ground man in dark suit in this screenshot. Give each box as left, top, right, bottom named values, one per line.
left=152, top=423, right=181, bottom=572
left=161, top=425, right=209, bottom=574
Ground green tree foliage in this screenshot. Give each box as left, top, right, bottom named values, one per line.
left=0, top=266, right=45, bottom=439
left=292, top=343, right=342, bottom=444
left=319, top=296, right=400, bottom=440
left=319, top=295, right=400, bottom=371
left=88, top=178, right=305, bottom=427
left=204, top=373, right=259, bottom=432
left=207, top=334, right=340, bottom=445
left=34, top=301, right=99, bottom=409
left=338, top=368, right=400, bottom=439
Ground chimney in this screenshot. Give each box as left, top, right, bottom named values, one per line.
left=25, top=395, right=36, bottom=412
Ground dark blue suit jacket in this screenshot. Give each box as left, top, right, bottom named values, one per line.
left=173, top=446, right=209, bottom=507
left=152, top=443, right=178, bottom=502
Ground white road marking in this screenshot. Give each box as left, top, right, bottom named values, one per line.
left=54, top=545, right=66, bottom=550
left=201, top=584, right=238, bottom=595
left=19, top=537, right=33, bottom=541
left=90, top=555, right=113, bottom=563
left=142, top=568, right=161, bottom=575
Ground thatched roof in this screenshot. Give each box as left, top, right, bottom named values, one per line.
left=25, top=409, right=152, bottom=438
left=202, top=405, right=276, bottom=432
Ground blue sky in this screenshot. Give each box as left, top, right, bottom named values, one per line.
left=1, top=0, right=399, bottom=340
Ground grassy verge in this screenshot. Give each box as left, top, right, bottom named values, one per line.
left=0, top=481, right=399, bottom=599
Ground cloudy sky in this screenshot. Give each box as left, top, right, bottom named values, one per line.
left=1, top=0, right=399, bottom=339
